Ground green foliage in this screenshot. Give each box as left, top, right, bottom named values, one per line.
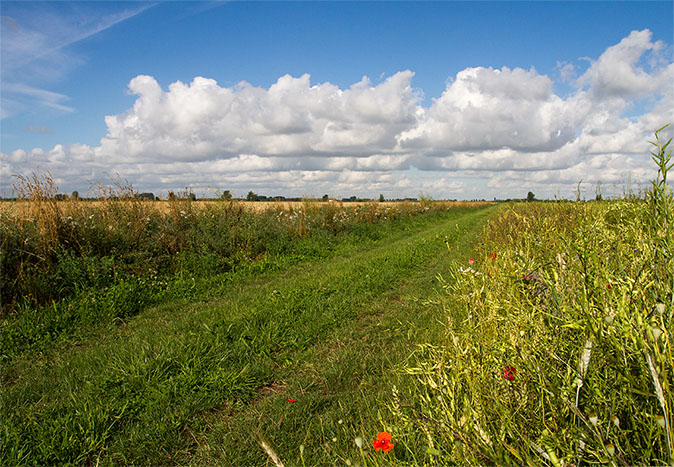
left=390, top=127, right=673, bottom=465
left=0, top=202, right=494, bottom=465
left=1, top=200, right=481, bottom=356
left=648, top=123, right=673, bottom=231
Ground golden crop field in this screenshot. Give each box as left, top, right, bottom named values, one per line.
left=0, top=199, right=494, bottom=220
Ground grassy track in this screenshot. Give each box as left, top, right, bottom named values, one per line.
left=2, top=205, right=496, bottom=465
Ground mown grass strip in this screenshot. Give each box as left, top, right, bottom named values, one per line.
left=187, top=206, right=495, bottom=466
left=1, top=205, right=496, bottom=465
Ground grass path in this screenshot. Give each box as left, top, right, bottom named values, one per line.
left=2, top=205, right=496, bottom=465
left=189, top=206, right=495, bottom=466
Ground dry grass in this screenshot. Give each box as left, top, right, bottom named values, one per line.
left=0, top=199, right=494, bottom=220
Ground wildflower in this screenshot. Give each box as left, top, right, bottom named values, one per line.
left=606, top=284, right=612, bottom=289
left=490, top=252, right=497, bottom=261
left=503, top=366, right=517, bottom=381
left=588, top=413, right=598, bottom=426
left=469, top=258, right=475, bottom=265
left=606, top=444, right=615, bottom=456
left=287, top=398, right=296, bottom=403
left=354, top=437, right=363, bottom=449
left=373, top=432, right=394, bottom=452
left=611, top=415, right=620, bottom=428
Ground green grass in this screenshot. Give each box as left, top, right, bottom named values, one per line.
left=388, top=200, right=673, bottom=466
left=1, top=204, right=496, bottom=465
left=1, top=201, right=464, bottom=359
left=381, top=128, right=673, bottom=466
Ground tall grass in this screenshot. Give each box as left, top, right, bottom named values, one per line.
left=388, top=127, right=673, bottom=465
left=0, top=197, right=494, bottom=465
left=1, top=182, right=487, bottom=358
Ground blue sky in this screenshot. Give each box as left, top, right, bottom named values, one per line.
left=1, top=1, right=673, bottom=199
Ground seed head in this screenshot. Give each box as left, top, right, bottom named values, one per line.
left=656, top=415, right=666, bottom=429
left=589, top=413, right=599, bottom=426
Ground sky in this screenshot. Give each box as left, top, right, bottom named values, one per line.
left=1, top=1, right=673, bottom=200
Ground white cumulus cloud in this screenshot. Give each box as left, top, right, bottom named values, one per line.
left=397, top=66, right=578, bottom=153
left=99, top=71, right=420, bottom=162
left=1, top=29, right=672, bottom=200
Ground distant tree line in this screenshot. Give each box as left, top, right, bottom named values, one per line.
left=0, top=191, right=160, bottom=201
left=0, top=186, right=618, bottom=203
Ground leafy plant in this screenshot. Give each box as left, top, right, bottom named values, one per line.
left=391, top=126, right=673, bottom=465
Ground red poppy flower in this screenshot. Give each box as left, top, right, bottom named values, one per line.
left=373, top=432, right=394, bottom=452
left=606, top=284, right=612, bottom=289
left=469, top=258, right=475, bottom=265
left=490, top=252, right=498, bottom=261
left=503, top=366, right=516, bottom=381
left=287, top=398, right=296, bottom=403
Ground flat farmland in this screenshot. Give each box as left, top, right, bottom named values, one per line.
left=1, top=168, right=672, bottom=465
left=1, top=200, right=498, bottom=464
left=0, top=199, right=492, bottom=219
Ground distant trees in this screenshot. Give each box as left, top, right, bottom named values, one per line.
left=322, top=194, right=329, bottom=202
left=247, top=191, right=258, bottom=201
left=379, top=194, right=385, bottom=202
left=222, top=190, right=232, bottom=201
left=167, top=190, right=196, bottom=201
left=71, top=191, right=79, bottom=200
left=526, top=191, right=536, bottom=202
left=136, top=192, right=155, bottom=201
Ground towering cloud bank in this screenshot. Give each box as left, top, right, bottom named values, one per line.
left=2, top=30, right=672, bottom=199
